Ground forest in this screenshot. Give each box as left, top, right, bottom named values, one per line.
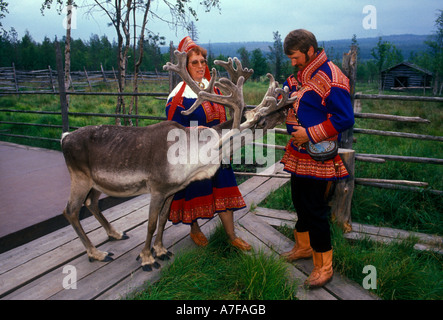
left=1, top=28, right=442, bottom=90
left=0, top=0, right=441, bottom=91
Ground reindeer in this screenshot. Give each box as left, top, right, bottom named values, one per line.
left=60, top=50, right=296, bottom=271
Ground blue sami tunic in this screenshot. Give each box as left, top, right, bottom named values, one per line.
left=166, top=79, right=246, bottom=224
left=281, top=49, right=355, bottom=180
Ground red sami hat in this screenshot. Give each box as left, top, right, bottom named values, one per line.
left=178, top=36, right=198, bottom=53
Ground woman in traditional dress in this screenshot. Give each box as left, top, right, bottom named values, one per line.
left=165, top=36, right=251, bottom=251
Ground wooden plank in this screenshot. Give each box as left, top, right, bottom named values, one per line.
left=351, top=222, right=443, bottom=246
left=0, top=194, right=150, bottom=275
left=253, top=207, right=296, bottom=228
left=345, top=232, right=443, bottom=254
left=238, top=213, right=294, bottom=255
left=256, top=216, right=295, bottom=229
left=0, top=196, right=151, bottom=297
left=254, top=207, right=297, bottom=221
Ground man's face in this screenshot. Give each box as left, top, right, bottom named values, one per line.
left=287, top=46, right=315, bottom=71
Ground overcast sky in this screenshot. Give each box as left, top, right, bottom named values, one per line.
left=2, top=0, right=442, bottom=44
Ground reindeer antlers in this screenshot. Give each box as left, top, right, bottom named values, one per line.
left=258, top=73, right=297, bottom=115
left=214, top=57, right=254, bottom=83
left=240, top=73, right=297, bottom=130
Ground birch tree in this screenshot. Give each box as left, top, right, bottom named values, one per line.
left=41, top=0, right=76, bottom=107
left=86, top=0, right=221, bottom=125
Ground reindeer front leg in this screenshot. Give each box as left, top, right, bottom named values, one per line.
left=85, top=188, right=129, bottom=241
left=152, top=194, right=174, bottom=261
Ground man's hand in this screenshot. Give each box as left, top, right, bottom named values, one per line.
left=291, top=126, right=310, bottom=147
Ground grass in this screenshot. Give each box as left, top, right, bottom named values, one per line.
left=0, top=81, right=170, bottom=150
left=332, top=229, right=443, bottom=300
left=128, top=224, right=299, bottom=300
left=275, top=220, right=443, bottom=300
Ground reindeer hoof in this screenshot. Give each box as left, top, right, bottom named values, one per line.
left=158, top=251, right=173, bottom=261
left=88, top=252, right=114, bottom=263
left=142, top=264, right=152, bottom=272
left=141, top=261, right=161, bottom=272
left=103, top=253, right=114, bottom=262
left=109, top=232, right=129, bottom=241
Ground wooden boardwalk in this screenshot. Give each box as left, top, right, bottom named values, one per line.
left=254, top=207, right=443, bottom=254
left=0, top=141, right=71, bottom=240
left=0, top=163, right=378, bottom=300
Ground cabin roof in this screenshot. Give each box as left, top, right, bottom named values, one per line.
left=381, top=61, right=433, bottom=76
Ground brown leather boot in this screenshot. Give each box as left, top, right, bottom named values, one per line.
left=281, top=231, right=313, bottom=262
left=304, top=249, right=333, bottom=288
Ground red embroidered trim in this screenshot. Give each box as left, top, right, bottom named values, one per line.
left=169, top=186, right=246, bottom=224
left=307, top=71, right=331, bottom=106
left=308, top=119, right=338, bottom=143
left=299, top=50, right=328, bottom=85
left=281, top=140, right=349, bottom=180
left=328, top=61, right=350, bottom=92
left=286, top=108, right=299, bottom=126
left=167, top=82, right=187, bottom=121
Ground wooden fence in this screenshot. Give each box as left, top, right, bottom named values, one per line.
left=0, top=63, right=168, bottom=93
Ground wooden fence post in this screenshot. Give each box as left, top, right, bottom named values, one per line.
left=330, top=148, right=355, bottom=232
left=48, top=65, right=56, bottom=92
left=84, top=67, right=92, bottom=90
left=55, top=41, right=69, bottom=133
left=101, top=63, right=108, bottom=83
left=168, top=41, right=180, bottom=93
left=12, top=62, right=19, bottom=93
left=341, top=45, right=357, bottom=149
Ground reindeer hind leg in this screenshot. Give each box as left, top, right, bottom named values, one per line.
left=85, top=188, right=129, bottom=241
left=64, top=177, right=113, bottom=262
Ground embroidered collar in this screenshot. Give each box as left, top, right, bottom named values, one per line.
left=297, top=48, right=328, bottom=85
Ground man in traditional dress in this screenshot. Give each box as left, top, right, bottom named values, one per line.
left=280, top=29, right=354, bottom=287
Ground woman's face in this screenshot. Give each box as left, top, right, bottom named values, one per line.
left=187, top=52, right=207, bottom=82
